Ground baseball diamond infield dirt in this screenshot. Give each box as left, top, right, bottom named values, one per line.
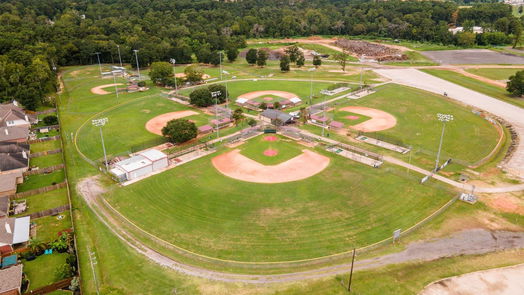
left=340, top=106, right=397, bottom=132
left=211, top=149, right=330, bottom=183
left=90, top=83, right=124, bottom=95
left=238, top=90, right=299, bottom=100
left=145, top=110, right=199, bottom=135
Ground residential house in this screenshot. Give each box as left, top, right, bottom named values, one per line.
left=0, top=217, right=30, bottom=247
left=0, top=264, right=23, bottom=295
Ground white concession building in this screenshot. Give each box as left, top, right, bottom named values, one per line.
left=110, top=149, right=168, bottom=182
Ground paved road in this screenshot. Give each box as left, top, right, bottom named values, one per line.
left=78, top=177, right=524, bottom=284
left=374, top=69, right=524, bottom=179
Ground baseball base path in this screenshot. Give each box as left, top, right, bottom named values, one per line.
left=90, top=83, right=123, bottom=95
left=238, top=90, right=298, bottom=99
left=211, top=149, right=330, bottom=183
left=341, top=106, right=397, bottom=132
left=145, top=110, right=199, bottom=135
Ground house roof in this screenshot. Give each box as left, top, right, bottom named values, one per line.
left=115, top=155, right=152, bottom=173
left=0, top=218, right=15, bottom=246
left=0, top=264, right=22, bottom=294
left=0, top=126, right=29, bottom=142
left=0, top=143, right=29, bottom=154
left=260, top=109, right=293, bottom=123
left=0, top=102, right=36, bottom=125
left=0, top=196, right=9, bottom=218
left=12, top=217, right=30, bottom=244
left=0, top=153, right=29, bottom=172
left=138, top=149, right=167, bottom=162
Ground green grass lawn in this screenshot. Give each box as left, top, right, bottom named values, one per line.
left=24, top=253, right=69, bottom=290
left=422, top=69, right=524, bottom=109
left=332, top=110, right=371, bottom=126
left=332, top=84, right=499, bottom=165
left=17, top=170, right=65, bottom=192
left=15, top=188, right=68, bottom=216
left=105, top=142, right=450, bottom=262
left=383, top=51, right=438, bottom=66
left=33, top=211, right=72, bottom=243
left=30, top=139, right=61, bottom=153
left=465, top=68, right=521, bottom=81
left=37, top=129, right=60, bottom=139
left=30, top=153, right=63, bottom=168
left=239, top=135, right=303, bottom=165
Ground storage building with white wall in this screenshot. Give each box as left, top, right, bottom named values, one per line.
left=110, top=149, right=168, bottom=182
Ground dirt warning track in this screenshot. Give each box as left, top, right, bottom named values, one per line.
left=211, top=149, right=330, bottom=183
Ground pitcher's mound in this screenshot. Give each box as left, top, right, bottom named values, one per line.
left=340, top=106, right=396, bottom=132
left=212, top=149, right=330, bottom=183
left=145, top=110, right=199, bottom=135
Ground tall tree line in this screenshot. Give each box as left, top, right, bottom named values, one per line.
left=0, top=0, right=522, bottom=109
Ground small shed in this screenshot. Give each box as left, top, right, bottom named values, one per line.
left=114, top=155, right=153, bottom=181
left=138, top=149, right=168, bottom=171
left=198, top=125, right=213, bottom=134
left=311, top=114, right=329, bottom=123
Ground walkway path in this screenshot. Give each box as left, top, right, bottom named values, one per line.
left=78, top=176, right=524, bottom=284
left=374, top=69, right=524, bottom=179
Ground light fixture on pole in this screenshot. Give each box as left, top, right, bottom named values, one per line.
left=435, top=113, right=453, bottom=171
left=116, top=45, right=123, bottom=67
left=94, top=52, right=102, bottom=76
left=359, top=55, right=366, bottom=89
left=92, top=118, right=109, bottom=172
left=112, top=72, right=119, bottom=101
left=133, top=49, right=141, bottom=80
left=169, top=58, right=178, bottom=94
left=308, top=67, right=316, bottom=105
left=211, top=91, right=222, bottom=139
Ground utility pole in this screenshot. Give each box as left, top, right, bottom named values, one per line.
left=94, top=52, right=102, bottom=76
left=308, top=67, right=316, bottom=105
left=116, top=45, right=123, bottom=67
left=348, top=248, right=356, bottom=292
left=112, top=72, right=119, bottom=101
left=92, top=118, right=109, bottom=171
left=211, top=91, right=221, bottom=139
left=170, top=58, right=178, bottom=94
left=133, top=49, right=141, bottom=80
left=435, top=113, right=454, bottom=171
left=219, top=51, right=223, bottom=81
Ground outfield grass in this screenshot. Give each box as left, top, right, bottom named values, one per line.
left=24, top=253, right=69, bottom=290
left=465, top=68, right=521, bottom=81
left=15, top=188, right=68, bottom=216
left=30, top=153, right=63, bottom=168
left=239, top=135, right=303, bottom=165
left=422, top=69, right=524, bottom=109
left=332, top=109, right=371, bottom=126
left=30, top=139, right=61, bottom=153
left=105, top=141, right=450, bottom=262
left=33, top=211, right=72, bottom=243
left=17, top=170, right=65, bottom=192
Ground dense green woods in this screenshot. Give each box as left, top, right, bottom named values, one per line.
left=0, top=0, right=522, bottom=109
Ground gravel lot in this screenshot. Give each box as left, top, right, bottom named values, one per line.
left=421, top=49, right=524, bottom=65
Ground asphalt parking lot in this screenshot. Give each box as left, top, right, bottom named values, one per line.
left=421, top=49, right=524, bottom=64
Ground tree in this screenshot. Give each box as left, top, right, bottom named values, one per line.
left=296, top=53, right=305, bottom=67
left=313, top=55, right=322, bottom=67
left=273, top=101, right=281, bottom=109
left=232, top=108, right=244, bottom=125
left=507, top=70, right=524, bottom=96
left=259, top=102, right=267, bottom=110
left=149, top=62, right=173, bottom=86
left=280, top=54, right=290, bottom=72
left=456, top=32, right=476, bottom=46
left=43, top=115, right=58, bottom=125
left=184, top=66, right=204, bottom=83
left=226, top=46, right=239, bottom=62
left=209, top=51, right=221, bottom=66
left=208, top=84, right=228, bottom=103
left=196, top=46, right=212, bottom=63
left=256, top=50, right=268, bottom=67
left=28, top=238, right=45, bottom=256
left=189, top=88, right=212, bottom=107
left=162, top=119, right=198, bottom=144
left=247, top=118, right=257, bottom=127
left=285, top=45, right=301, bottom=63
left=333, top=50, right=350, bottom=72
left=55, top=264, right=74, bottom=280
left=246, top=48, right=258, bottom=65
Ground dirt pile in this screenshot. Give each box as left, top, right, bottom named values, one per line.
left=334, top=39, right=407, bottom=61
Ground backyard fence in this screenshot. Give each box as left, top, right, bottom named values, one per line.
left=30, top=124, right=60, bottom=131
left=9, top=182, right=67, bottom=200
left=24, top=164, right=65, bottom=176
left=28, top=136, right=60, bottom=144
left=26, top=204, right=71, bottom=219
left=34, top=108, right=57, bottom=115
left=23, top=277, right=73, bottom=295
left=29, top=149, right=62, bottom=158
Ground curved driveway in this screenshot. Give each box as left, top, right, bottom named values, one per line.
left=374, top=68, right=524, bottom=180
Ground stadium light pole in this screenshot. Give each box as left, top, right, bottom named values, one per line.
left=112, top=72, right=119, bottom=101
left=347, top=248, right=356, bottom=292
left=94, top=52, right=102, bottom=76
left=169, top=58, right=178, bottom=94
left=219, top=51, right=223, bottom=81
left=133, top=49, right=141, bottom=80
left=92, top=118, right=109, bottom=172
left=359, top=55, right=366, bottom=89
left=308, top=67, right=316, bottom=105
left=435, top=113, right=454, bottom=171
left=116, top=45, right=123, bottom=67
left=211, top=91, right=221, bottom=139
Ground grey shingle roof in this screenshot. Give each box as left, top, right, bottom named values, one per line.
left=0, top=264, right=22, bottom=294
left=260, top=109, right=293, bottom=123
left=0, top=153, right=28, bottom=172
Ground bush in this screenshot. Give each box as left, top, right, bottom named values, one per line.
left=246, top=48, right=258, bottom=65
left=189, top=88, right=212, bottom=107
left=207, top=84, right=228, bottom=103
left=247, top=118, right=257, bottom=127
left=43, top=115, right=58, bottom=125
left=55, top=263, right=74, bottom=281
left=50, top=233, right=68, bottom=253
left=161, top=119, right=197, bottom=144
left=137, top=81, right=146, bottom=87
left=507, top=70, right=524, bottom=96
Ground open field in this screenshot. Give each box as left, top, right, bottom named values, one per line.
left=24, top=253, right=69, bottom=290
left=104, top=139, right=450, bottom=262
left=422, top=69, right=524, bottom=109
left=464, top=68, right=521, bottom=81
left=30, top=139, right=61, bottom=153
left=327, top=84, right=500, bottom=165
